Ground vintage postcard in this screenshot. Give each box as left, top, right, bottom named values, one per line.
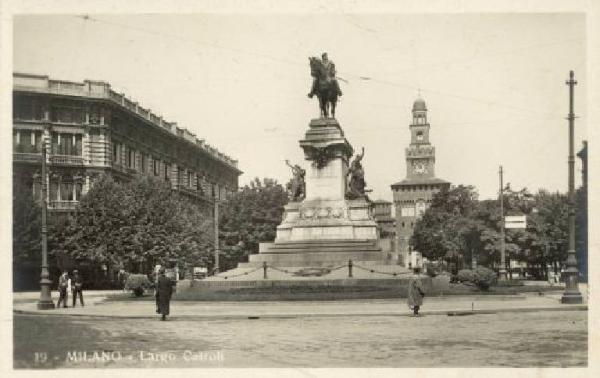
left=1, top=1, right=598, bottom=377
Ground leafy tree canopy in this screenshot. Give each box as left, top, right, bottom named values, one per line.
left=219, top=177, right=288, bottom=270
left=53, top=175, right=213, bottom=274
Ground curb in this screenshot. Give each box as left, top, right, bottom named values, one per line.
left=13, top=304, right=587, bottom=320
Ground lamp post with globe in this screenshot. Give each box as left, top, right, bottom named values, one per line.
left=35, top=137, right=55, bottom=309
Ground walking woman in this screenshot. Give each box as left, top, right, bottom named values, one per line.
left=156, top=267, right=174, bottom=321
left=407, top=267, right=425, bottom=316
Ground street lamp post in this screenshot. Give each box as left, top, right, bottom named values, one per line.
left=37, top=137, right=55, bottom=309
left=498, top=165, right=507, bottom=281
left=214, top=198, right=220, bottom=275
left=561, top=71, right=583, bottom=304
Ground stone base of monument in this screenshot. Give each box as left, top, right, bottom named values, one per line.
left=184, top=117, right=418, bottom=300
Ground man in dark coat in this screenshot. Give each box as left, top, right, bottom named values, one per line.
left=407, top=267, right=425, bottom=316
left=71, top=270, right=84, bottom=307
left=156, top=267, right=174, bottom=321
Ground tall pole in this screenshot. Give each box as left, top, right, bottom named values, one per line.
left=498, top=165, right=507, bottom=281
left=37, top=138, right=55, bottom=309
left=561, top=70, right=583, bottom=304
left=214, top=199, right=219, bottom=274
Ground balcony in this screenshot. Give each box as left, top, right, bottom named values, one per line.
left=177, top=186, right=211, bottom=202
left=111, top=163, right=137, bottom=175
left=13, top=153, right=42, bottom=164
left=50, top=155, right=84, bottom=166
left=49, top=200, right=78, bottom=211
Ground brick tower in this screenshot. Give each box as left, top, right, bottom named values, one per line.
left=391, top=98, right=450, bottom=267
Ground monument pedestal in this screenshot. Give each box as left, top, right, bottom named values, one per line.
left=245, top=118, right=386, bottom=268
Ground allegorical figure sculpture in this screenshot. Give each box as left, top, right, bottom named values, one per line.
left=308, top=52, right=343, bottom=118
left=346, top=147, right=366, bottom=199
left=285, top=159, right=306, bottom=201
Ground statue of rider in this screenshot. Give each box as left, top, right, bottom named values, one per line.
left=307, top=52, right=343, bottom=98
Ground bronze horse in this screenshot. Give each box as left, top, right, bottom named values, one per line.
left=309, top=57, right=338, bottom=118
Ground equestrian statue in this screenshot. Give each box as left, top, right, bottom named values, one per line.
left=308, top=52, right=343, bottom=118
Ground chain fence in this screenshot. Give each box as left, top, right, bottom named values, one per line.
left=352, top=262, right=412, bottom=277
left=209, top=260, right=410, bottom=280
left=213, top=266, right=263, bottom=280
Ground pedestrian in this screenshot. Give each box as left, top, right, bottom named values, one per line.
left=407, top=267, right=425, bottom=317
left=71, top=269, right=84, bottom=307
left=154, top=270, right=160, bottom=314
left=56, top=270, right=69, bottom=308
left=156, top=267, right=174, bottom=321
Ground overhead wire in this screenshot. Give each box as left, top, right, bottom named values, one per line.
left=75, top=14, right=584, bottom=120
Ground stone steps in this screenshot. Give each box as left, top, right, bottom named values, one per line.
left=261, top=245, right=381, bottom=254
left=261, top=239, right=380, bottom=254
left=267, top=239, right=376, bottom=247
left=245, top=250, right=387, bottom=267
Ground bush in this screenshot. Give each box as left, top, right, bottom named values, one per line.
left=473, top=266, right=498, bottom=291
left=124, top=274, right=152, bottom=297
left=456, top=269, right=475, bottom=283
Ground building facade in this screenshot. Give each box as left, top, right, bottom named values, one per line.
left=13, top=73, right=241, bottom=214
left=391, top=98, right=450, bottom=267
left=372, top=200, right=396, bottom=239
left=371, top=199, right=396, bottom=258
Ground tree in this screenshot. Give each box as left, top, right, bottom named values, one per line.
left=219, top=177, right=288, bottom=270
left=412, top=182, right=571, bottom=279
left=55, top=175, right=214, bottom=277
left=411, top=185, right=480, bottom=266
left=13, top=180, right=42, bottom=289
left=13, top=181, right=41, bottom=268
left=526, top=190, right=569, bottom=278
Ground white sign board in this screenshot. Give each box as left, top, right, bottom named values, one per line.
left=505, top=215, right=526, bottom=229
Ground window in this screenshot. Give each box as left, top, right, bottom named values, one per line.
left=401, top=206, right=415, bottom=217
left=127, top=148, right=135, bottom=168
left=14, top=97, right=44, bottom=121
left=164, top=163, right=170, bottom=182
left=49, top=180, right=59, bottom=201
left=14, top=130, right=43, bottom=153
left=187, top=171, right=192, bottom=188
left=197, top=176, right=204, bottom=195
left=416, top=131, right=424, bottom=141
left=416, top=201, right=427, bottom=217
left=51, top=133, right=82, bottom=156
left=75, top=182, right=83, bottom=201
left=141, top=154, right=147, bottom=173
left=177, top=168, right=184, bottom=187
left=60, top=181, right=74, bottom=201
left=89, top=105, right=104, bottom=125
left=153, top=159, right=160, bottom=176
left=51, top=105, right=85, bottom=124
left=112, top=143, right=120, bottom=164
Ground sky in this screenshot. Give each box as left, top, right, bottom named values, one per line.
left=12, top=13, right=587, bottom=201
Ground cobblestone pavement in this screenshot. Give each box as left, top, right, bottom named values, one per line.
left=14, top=310, right=587, bottom=368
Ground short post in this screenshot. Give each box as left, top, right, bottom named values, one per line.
left=348, top=259, right=353, bottom=278
left=263, top=262, right=268, bottom=279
